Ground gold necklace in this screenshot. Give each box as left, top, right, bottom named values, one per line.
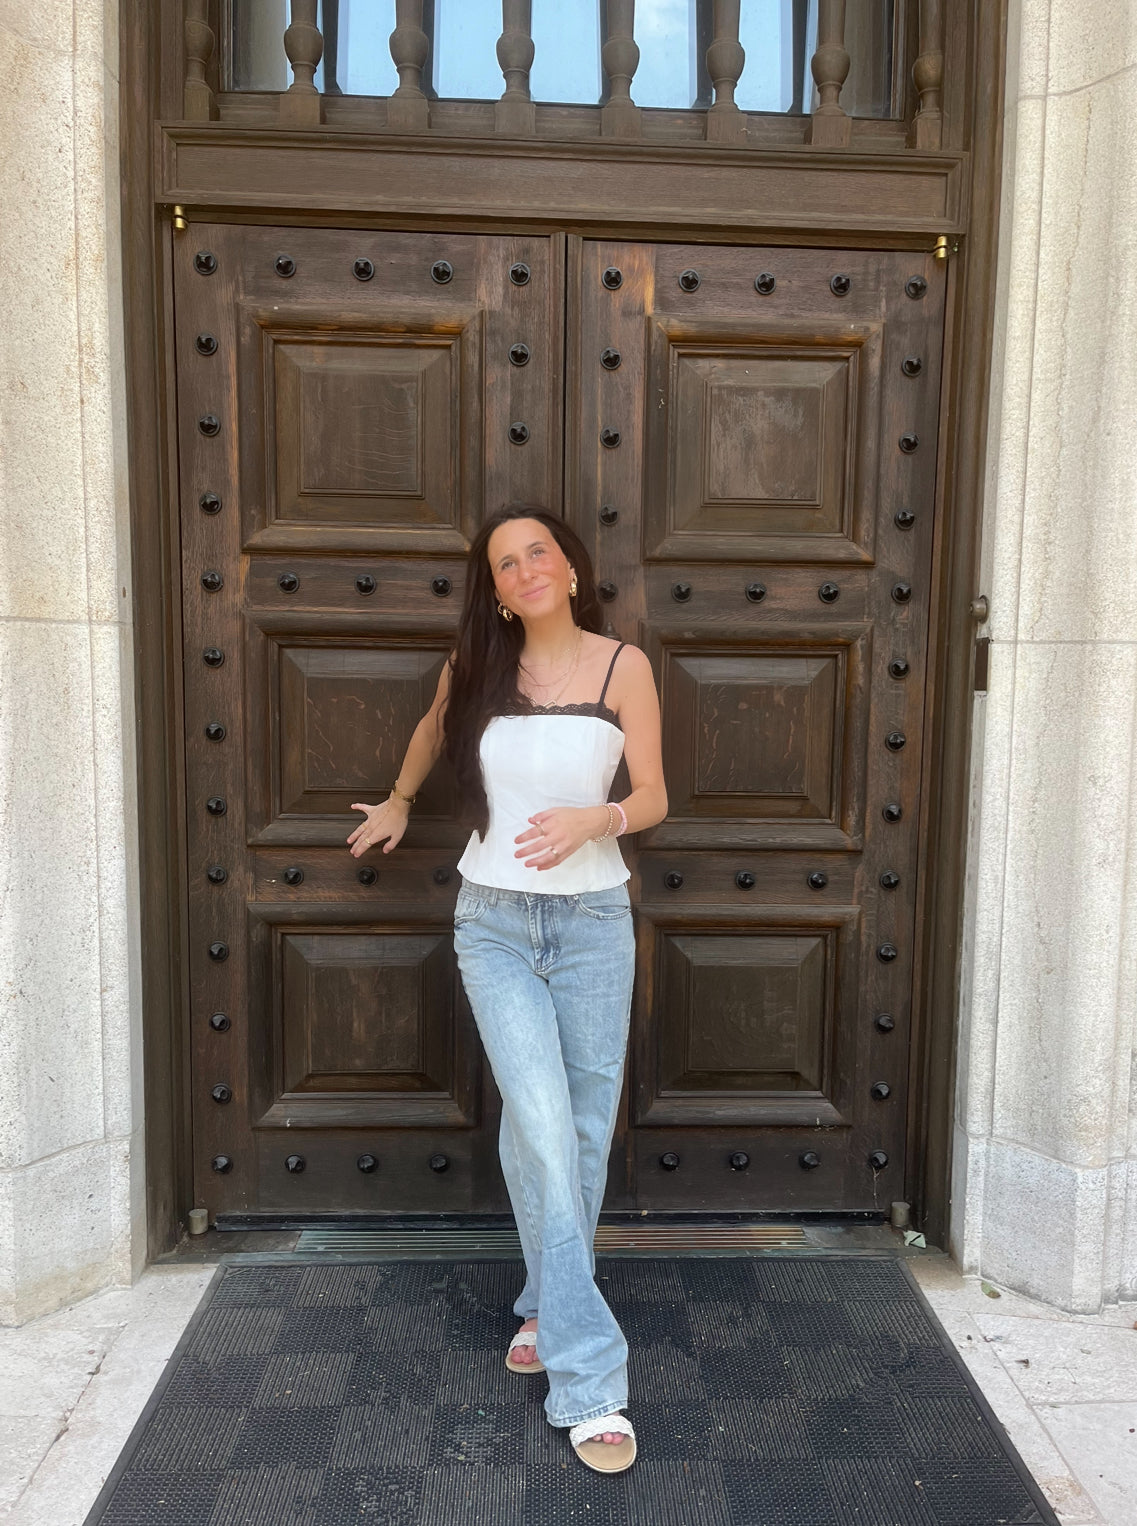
left=521, top=628, right=583, bottom=707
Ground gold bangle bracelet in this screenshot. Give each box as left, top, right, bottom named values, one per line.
left=389, top=782, right=416, bottom=804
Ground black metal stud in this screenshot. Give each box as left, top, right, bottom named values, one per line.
left=819, top=582, right=840, bottom=603
left=664, top=871, right=684, bottom=890
left=357, top=1154, right=378, bottom=1173
left=886, top=731, right=906, bottom=750
left=208, top=941, right=229, bottom=961
left=877, top=943, right=899, bottom=962
left=211, top=1083, right=232, bottom=1104
left=597, top=581, right=618, bottom=601
left=830, top=273, right=851, bottom=296
left=198, top=414, right=220, bottom=436
left=210, top=1012, right=230, bottom=1031
left=600, top=426, right=621, bottom=448
left=206, top=796, right=227, bottom=815
left=509, top=342, right=530, bottom=366
left=808, top=871, right=828, bottom=890
left=600, top=348, right=622, bottom=370
left=431, top=576, right=452, bottom=597
left=207, top=865, right=227, bottom=884
left=745, top=582, right=766, bottom=603
left=278, top=572, right=299, bottom=593
left=678, top=269, right=700, bottom=291
left=205, top=721, right=226, bottom=741
left=902, top=355, right=923, bottom=377
left=203, top=647, right=224, bottom=666
left=899, top=432, right=920, bottom=453
left=599, top=505, right=619, bottom=525
left=888, top=659, right=910, bottom=679
left=431, top=260, right=453, bottom=284
left=875, top=1013, right=896, bottom=1032
left=284, top=867, right=304, bottom=886
left=201, top=571, right=223, bottom=592
left=353, top=257, right=374, bottom=281
left=509, top=262, right=531, bottom=285
left=892, top=582, right=913, bottom=603
left=358, top=867, right=377, bottom=885
left=729, top=1152, right=750, bottom=1171
left=356, top=574, right=376, bottom=595
left=671, top=582, right=692, bottom=602
left=601, top=266, right=623, bottom=289
left=880, top=870, right=900, bottom=889
left=199, top=492, right=222, bottom=514
left=194, top=251, right=217, bottom=276
left=868, top=1150, right=889, bottom=1169
left=870, top=1081, right=891, bottom=1100
left=274, top=254, right=296, bottom=278
left=905, top=275, right=927, bottom=299
left=432, top=867, right=451, bottom=885
left=800, top=1152, right=821, bottom=1169
left=285, top=1154, right=306, bottom=1172
left=754, top=272, right=776, bottom=294
left=509, top=422, right=530, bottom=444
left=660, top=1152, right=680, bottom=1171
left=895, top=509, right=916, bottom=529
left=429, top=1154, right=449, bottom=1172
left=195, top=333, right=218, bottom=356
left=882, top=802, right=903, bottom=822
left=736, top=871, right=755, bottom=890
left=211, top=1154, right=233, bottom=1172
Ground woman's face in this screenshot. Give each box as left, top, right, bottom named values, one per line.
left=487, top=518, right=575, bottom=620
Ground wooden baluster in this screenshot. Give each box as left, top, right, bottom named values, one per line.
left=388, top=0, right=431, bottom=132
left=909, top=0, right=944, bottom=149
left=183, top=0, right=216, bottom=120
left=496, top=0, right=536, bottom=136
left=806, top=0, right=850, bottom=146
left=601, top=0, right=641, bottom=139
left=281, top=0, right=324, bottom=124
left=705, top=0, right=745, bottom=143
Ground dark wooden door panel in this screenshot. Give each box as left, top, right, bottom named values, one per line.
left=177, top=225, right=562, bottom=1216
left=570, top=239, right=945, bottom=1213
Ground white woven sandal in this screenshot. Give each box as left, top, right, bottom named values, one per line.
left=568, top=1413, right=637, bottom=1473
left=504, top=1327, right=545, bottom=1373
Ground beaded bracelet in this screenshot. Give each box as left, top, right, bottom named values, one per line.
left=591, top=803, right=618, bottom=842
left=613, top=801, right=628, bottom=837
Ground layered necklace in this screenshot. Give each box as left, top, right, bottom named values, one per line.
left=519, top=627, right=584, bottom=709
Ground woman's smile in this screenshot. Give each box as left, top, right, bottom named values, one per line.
left=520, top=584, right=550, bottom=599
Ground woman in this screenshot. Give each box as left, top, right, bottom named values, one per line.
left=345, top=504, right=667, bottom=1474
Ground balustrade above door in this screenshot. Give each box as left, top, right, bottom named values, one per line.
left=183, top=0, right=944, bottom=153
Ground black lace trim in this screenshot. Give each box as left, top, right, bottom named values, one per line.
left=501, top=696, right=623, bottom=732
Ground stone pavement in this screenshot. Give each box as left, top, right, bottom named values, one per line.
left=0, top=1249, right=1133, bottom=1525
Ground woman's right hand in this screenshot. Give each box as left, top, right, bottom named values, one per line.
left=347, top=797, right=410, bottom=857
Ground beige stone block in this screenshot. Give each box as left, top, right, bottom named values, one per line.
left=1037, top=1402, right=1137, bottom=1526
left=1045, top=0, right=1137, bottom=97
left=0, top=1137, right=133, bottom=1325
left=981, top=96, right=1046, bottom=645
left=992, top=642, right=1137, bottom=1161
left=0, top=2, right=74, bottom=54
left=974, top=1310, right=1137, bottom=1402
left=1016, top=75, right=1137, bottom=642
left=980, top=1135, right=1108, bottom=1312
left=0, top=619, right=105, bottom=1168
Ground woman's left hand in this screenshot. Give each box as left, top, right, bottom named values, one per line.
left=514, top=807, right=605, bottom=870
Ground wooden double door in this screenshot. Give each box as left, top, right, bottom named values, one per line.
left=175, top=225, right=946, bottom=1221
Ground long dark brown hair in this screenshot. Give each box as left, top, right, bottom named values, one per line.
left=442, top=504, right=603, bottom=839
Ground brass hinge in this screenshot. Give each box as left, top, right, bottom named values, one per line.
left=934, top=234, right=960, bottom=261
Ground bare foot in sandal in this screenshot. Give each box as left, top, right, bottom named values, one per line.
left=511, top=1317, right=540, bottom=1364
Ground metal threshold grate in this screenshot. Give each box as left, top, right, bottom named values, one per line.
left=294, top=1222, right=808, bottom=1256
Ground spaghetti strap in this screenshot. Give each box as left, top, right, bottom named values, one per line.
left=597, top=642, right=627, bottom=707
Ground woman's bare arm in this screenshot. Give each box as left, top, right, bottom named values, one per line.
left=611, top=645, right=668, bottom=832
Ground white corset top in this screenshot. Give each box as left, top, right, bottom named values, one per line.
left=456, top=647, right=630, bottom=894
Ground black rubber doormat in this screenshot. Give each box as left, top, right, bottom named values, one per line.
left=84, top=1256, right=1058, bottom=1526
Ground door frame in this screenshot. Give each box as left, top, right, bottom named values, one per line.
left=121, top=0, right=1009, bottom=1258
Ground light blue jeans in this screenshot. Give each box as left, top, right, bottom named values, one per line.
left=453, top=875, right=636, bottom=1428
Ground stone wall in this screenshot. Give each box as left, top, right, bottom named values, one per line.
left=954, top=0, right=1137, bottom=1311
left=0, top=0, right=143, bottom=1323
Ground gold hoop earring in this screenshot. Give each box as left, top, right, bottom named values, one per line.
left=569, top=576, right=578, bottom=597
left=497, top=601, right=514, bottom=622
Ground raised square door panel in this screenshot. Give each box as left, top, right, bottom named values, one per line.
left=643, top=317, right=883, bottom=563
